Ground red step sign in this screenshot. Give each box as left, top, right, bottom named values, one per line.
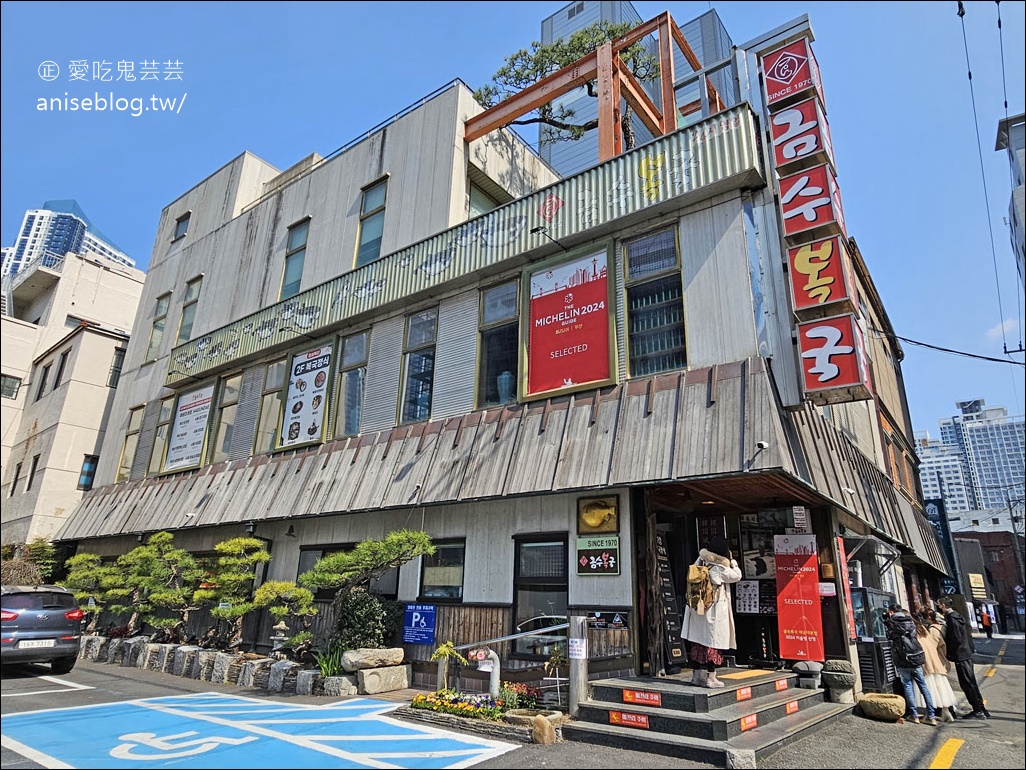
left=609, top=711, right=650, bottom=729
left=623, top=689, right=661, bottom=707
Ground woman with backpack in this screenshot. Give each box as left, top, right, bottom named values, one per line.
left=914, top=611, right=958, bottom=721
left=680, top=536, right=742, bottom=688
left=885, top=606, right=938, bottom=725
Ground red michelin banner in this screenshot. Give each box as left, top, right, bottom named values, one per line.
left=774, top=534, right=825, bottom=661
left=527, top=250, right=610, bottom=397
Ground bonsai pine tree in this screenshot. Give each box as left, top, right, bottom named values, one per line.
left=193, top=536, right=271, bottom=648
left=60, top=552, right=120, bottom=633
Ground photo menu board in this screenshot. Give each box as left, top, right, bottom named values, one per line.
left=279, top=344, right=333, bottom=449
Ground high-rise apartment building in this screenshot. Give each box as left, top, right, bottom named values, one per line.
left=538, top=2, right=736, bottom=177
left=919, top=399, right=1025, bottom=520
left=3, top=200, right=134, bottom=276
left=996, top=112, right=1025, bottom=285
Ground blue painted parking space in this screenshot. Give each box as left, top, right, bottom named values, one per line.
left=0, top=693, right=518, bottom=768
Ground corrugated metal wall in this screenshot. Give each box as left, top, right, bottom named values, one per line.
left=431, top=290, right=478, bottom=419
left=361, top=316, right=404, bottom=433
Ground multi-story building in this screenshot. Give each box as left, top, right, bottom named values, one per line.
left=54, top=11, right=947, bottom=695
left=996, top=112, right=1025, bottom=285
left=3, top=200, right=134, bottom=277
left=1, top=249, right=145, bottom=543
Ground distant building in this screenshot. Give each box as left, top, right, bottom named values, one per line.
left=996, top=112, right=1025, bottom=285
left=3, top=200, right=134, bottom=277
left=1, top=249, right=145, bottom=543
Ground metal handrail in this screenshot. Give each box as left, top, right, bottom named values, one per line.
left=453, top=622, right=569, bottom=651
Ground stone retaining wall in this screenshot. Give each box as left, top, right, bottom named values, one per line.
left=392, top=707, right=564, bottom=743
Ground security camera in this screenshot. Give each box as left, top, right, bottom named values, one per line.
left=756, top=440, right=770, bottom=450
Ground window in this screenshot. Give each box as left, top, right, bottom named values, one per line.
left=624, top=228, right=686, bottom=376
left=280, top=219, right=309, bottom=300
left=1, top=374, right=21, bottom=399
left=173, top=212, right=190, bottom=240
left=176, top=276, right=203, bottom=344
left=108, top=348, right=126, bottom=388
left=419, top=540, right=465, bottom=601
left=148, top=396, right=175, bottom=475
left=78, top=455, right=99, bottom=491
left=52, top=349, right=70, bottom=390
left=400, top=309, right=437, bottom=424
left=329, top=332, right=367, bottom=438
left=26, top=454, right=40, bottom=492
left=355, top=180, right=387, bottom=267
left=469, top=184, right=499, bottom=218
left=116, top=407, right=145, bottom=483
left=9, top=463, right=22, bottom=497
left=991, top=518, right=1000, bottom=526
left=209, top=374, right=242, bottom=464
left=254, top=360, right=287, bottom=454
left=478, top=281, right=519, bottom=407
left=512, top=537, right=568, bottom=657
left=298, top=544, right=398, bottom=602
left=145, top=293, right=172, bottom=360
left=34, top=364, right=51, bottom=402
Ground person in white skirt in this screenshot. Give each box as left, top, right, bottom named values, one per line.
left=915, top=609, right=958, bottom=721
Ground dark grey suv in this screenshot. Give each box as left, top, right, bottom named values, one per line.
left=1, top=585, right=83, bottom=674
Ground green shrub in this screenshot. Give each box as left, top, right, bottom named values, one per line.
left=334, top=588, right=387, bottom=650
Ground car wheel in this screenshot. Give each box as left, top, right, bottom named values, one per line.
left=51, top=656, right=77, bottom=675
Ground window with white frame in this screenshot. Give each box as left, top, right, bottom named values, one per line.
left=176, top=276, right=203, bottom=344
left=116, top=407, right=145, bottom=483
left=145, top=293, right=172, bottom=361
left=624, top=228, right=686, bottom=377
left=334, top=331, right=368, bottom=438
left=281, top=219, right=309, bottom=301
left=400, top=309, right=437, bottom=424
left=355, top=180, right=387, bottom=267
left=477, top=281, right=519, bottom=408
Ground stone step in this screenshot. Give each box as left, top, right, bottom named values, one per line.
left=590, top=671, right=799, bottom=713
left=562, top=699, right=853, bottom=768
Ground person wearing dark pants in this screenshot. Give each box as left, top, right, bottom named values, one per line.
left=937, top=596, right=990, bottom=719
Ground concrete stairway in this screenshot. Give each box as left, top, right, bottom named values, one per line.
left=562, top=669, right=853, bottom=768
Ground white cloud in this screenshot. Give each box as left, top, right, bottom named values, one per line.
left=986, top=318, right=1020, bottom=340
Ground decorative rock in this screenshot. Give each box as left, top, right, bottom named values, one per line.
left=357, top=664, right=410, bottom=694
left=858, top=692, right=906, bottom=722
left=94, top=637, right=112, bottom=661
left=80, top=636, right=105, bottom=661
left=106, top=639, right=126, bottom=665
left=503, top=709, right=563, bottom=727
left=296, top=670, right=323, bottom=696
left=172, top=646, right=200, bottom=677
left=238, top=658, right=274, bottom=689
left=268, top=661, right=301, bottom=693
left=191, top=649, right=219, bottom=680
left=822, top=670, right=857, bottom=689
left=531, top=714, right=557, bottom=745
left=211, top=652, right=237, bottom=683
left=341, top=647, right=405, bottom=672
left=154, top=644, right=178, bottom=673
left=322, top=674, right=359, bottom=697
left=121, top=637, right=149, bottom=667
left=136, top=643, right=160, bottom=671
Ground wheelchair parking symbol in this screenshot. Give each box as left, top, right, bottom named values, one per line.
left=111, top=731, right=258, bottom=760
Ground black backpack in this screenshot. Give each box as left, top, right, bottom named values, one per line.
left=898, top=631, right=926, bottom=668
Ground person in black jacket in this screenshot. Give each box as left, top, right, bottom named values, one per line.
left=885, top=606, right=938, bottom=725
left=937, top=596, right=990, bottom=719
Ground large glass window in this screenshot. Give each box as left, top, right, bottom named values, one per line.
left=176, top=276, right=203, bottom=344
left=1, top=374, right=21, bottom=399
left=512, top=537, right=568, bottom=657
left=52, top=349, right=70, bottom=390
left=254, top=359, right=287, bottom=454
left=281, top=219, right=309, bottom=300
left=419, top=541, right=466, bottom=601
left=400, top=309, right=437, bottom=424
left=209, top=374, right=242, bottom=464
left=355, top=180, right=387, bottom=267
left=145, top=293, right=172, bottom=361
left=477, top=281, right=519, bottom=408
left=148, top=396, right=175, bottom=475
left=116, top=407, right=145, bottom=483
left=624, top=228, right=685, bottom=376
left=78, top=455, right=99, bottom=491
left=34, top=363, right=51, bottom=402
left=334, top=332, right=368, bottom=438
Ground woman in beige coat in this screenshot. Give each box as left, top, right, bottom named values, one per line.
left=680, top=536, right=743, bottom=688
left=915, top=610, right=958, bottom=721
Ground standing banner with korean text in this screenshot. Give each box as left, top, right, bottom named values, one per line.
left=163, top=383, right=215, bottom=472
left=279, top=344, right=333, bottom=449
left=774, top=534, right=825, bottom=661
left=527, top=250, right=611, bottom=397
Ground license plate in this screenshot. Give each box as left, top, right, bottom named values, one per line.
left=18, top=639, right=56, bottom=649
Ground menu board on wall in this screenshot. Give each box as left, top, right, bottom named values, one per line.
left=279, top=344, right=333, bottom=449
left=654, top=532, right=685, bottom=664
left=163, top=384, right=215, bottom=472
left=527, top=250, right=611, bottom=398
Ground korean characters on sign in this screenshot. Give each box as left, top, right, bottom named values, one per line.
left=769, top=96, right=835, bottom=174
left=787, top=236, right=856, bottom=315
left=761, top=38, right=825, bottom=110
left=797, top=314, right=872, bottom=403
left=778, top=164, right=846, bottom=241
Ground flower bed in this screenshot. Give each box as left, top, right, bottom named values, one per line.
left=410, top=681, right=543, bottom=721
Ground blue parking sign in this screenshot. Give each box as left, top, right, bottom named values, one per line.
left=403, top=603, right=436, bottom=644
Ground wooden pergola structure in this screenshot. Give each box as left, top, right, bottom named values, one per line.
left=465, top=11, right=726, bottom=163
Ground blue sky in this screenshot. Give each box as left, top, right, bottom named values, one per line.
left=1, top=1, right=1023, bottom=437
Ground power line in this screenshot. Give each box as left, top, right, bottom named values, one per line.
left=870, top=325, right=1025, bottom=367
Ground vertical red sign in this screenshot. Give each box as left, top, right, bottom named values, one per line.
left=761, top=38, right=825, bottom=108
left=769, top=96, right=835, bottom=171
left=787, top=236, right=854, bottom=311
left=527, top=251, right=610, bottom=396
left=797, top=314, right=866, bottom=394
left=779, top=164, right=845, bottom=239
left=774, top=534, right=825, bottom=661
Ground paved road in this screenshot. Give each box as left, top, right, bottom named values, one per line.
left=2, top=633, right=1022, bottom=769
